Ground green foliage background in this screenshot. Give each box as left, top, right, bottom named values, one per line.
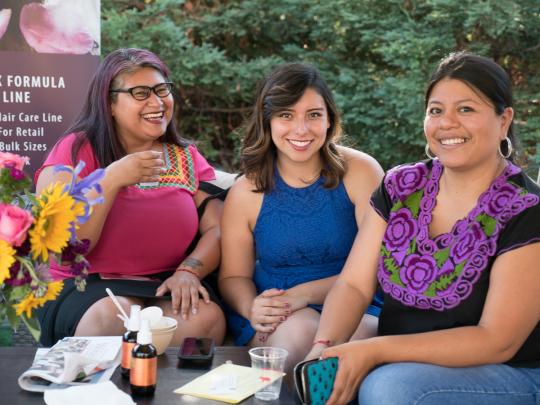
left=102, top=0, right=539, bottom=176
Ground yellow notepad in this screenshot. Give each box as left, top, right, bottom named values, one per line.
left=174, top=363, right=285, bottom=404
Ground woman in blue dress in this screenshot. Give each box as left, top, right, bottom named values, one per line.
left=219, top=63, right=384, bottom=369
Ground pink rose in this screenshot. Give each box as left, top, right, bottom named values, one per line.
left=0, top=204, right=34, bottom=247
left=0, top=152, right=29, bottom=171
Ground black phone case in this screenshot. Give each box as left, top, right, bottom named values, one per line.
left=177, top=337, right=215, bottom=360
left=294, top=357, right=338, bottom=405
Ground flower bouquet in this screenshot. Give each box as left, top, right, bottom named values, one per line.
left=0, top=152, right=104, bottom=340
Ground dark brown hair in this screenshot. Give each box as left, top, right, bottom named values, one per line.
left=425, top=52, right=517, bottom=161
left=241, top=63, right=345, bottom=192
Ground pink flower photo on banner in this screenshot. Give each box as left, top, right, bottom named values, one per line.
left=0, top=9, right=11, bottom=39
left=19, top=0, right=100, bottom=55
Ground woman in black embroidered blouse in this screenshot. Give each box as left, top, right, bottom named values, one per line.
left=305, top=52, right=540, bottom=404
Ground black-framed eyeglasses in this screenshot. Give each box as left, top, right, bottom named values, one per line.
left=109, top=82, right=173, bottom=101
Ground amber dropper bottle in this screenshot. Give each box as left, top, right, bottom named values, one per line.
left=121, top=304, right=141, bottom=379
left=130, top=319, right=157, bottom=396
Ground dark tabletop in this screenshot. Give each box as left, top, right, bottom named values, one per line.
left=0, top=346, right=298, bottom=404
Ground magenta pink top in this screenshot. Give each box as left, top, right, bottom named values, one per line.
left=36, top=134, right=216, bottom=280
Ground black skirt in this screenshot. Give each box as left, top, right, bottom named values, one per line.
left=36, top=271, right=221, bottom=347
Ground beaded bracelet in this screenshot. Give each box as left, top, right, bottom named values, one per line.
left=312, top=339, right=331, bottom=347
left=176, top=268, right=199, bottom=279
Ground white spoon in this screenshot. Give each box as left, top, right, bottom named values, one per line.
left=105, top=288, right=129, bottom=321
left=117, top=313, right=128, bottom=328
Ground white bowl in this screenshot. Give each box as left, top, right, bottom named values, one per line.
left=151, top=316, right=177, bottom=331
left=151, top=323, right=177, bottom=355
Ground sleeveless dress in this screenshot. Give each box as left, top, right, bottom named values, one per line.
left=227, top=169, right=382, bottom=345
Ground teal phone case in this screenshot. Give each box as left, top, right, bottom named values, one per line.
left=294, top=357, right=338, bottom=405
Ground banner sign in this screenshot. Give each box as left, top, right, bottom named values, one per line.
left=0, top=0, right=100, bottom=176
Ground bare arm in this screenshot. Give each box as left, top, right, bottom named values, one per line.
left=218, top=177, right=260, bottom=318
left=218, top=177, right=288, bottom=332
left=308, top=206, right=386, bottom=356
left=156, top=191, right=223, bottom=317
left=324, top=241, right=540, bottom=404
left=177, top=191, right=223, bottom=279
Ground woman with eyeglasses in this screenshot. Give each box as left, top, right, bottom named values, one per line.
left=34, top=48, right=226, bottom=347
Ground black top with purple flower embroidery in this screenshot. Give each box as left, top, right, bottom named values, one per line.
left=371, top=159, right=540, bottom=366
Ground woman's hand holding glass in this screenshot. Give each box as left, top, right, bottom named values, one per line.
left=155, top=269, right=210, bottom=319
left=106, top=150, right=165, bottom=188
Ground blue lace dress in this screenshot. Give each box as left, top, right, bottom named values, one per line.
left=227, top=170, right=382, bottom=345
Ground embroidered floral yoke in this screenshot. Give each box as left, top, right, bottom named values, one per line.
left=371, top=159, right=540, bottom=367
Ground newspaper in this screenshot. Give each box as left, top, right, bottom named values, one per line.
left=18, top=336, right=122, bottom=392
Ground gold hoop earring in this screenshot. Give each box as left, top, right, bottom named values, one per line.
left=498, top=136, right=513, bottom=159
left=425, top=143, right=436, bottom=160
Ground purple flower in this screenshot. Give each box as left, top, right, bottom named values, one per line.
left=61, top=239, right=90, bottom=261
left=384, top=208, right=418, bottom=251
left=485, top=183, right=519, bottom=217
left=450, top=222, right=486, bottom=263
left=390, top=163, right=429, bottom=200
left=400, top=254, right=437, bottom=293
left=5, top=261, right=31, bottom=286
left=9, top=167, right=25, bottom=180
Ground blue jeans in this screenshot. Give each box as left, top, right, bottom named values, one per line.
left=358, top=362, right=540, bottom=405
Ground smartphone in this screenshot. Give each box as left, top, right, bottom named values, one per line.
left=178, top=337, right=214, bottom=361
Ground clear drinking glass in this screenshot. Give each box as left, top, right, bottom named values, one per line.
left=248, top=347, right=288, bottom=401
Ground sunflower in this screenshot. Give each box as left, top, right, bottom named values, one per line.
left=29, top=182, right=77, bottom=262
left=13, top=280, right=64, bottom=318
left=0, top=240, right=16, bottom=284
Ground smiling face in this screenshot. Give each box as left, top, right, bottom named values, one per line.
left=270, top=87, right=330, bottom=168
left=110, top=67, right=173, bottom=152
left=423, top=78, right=513, bottom=171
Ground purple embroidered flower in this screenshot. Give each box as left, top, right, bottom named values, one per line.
left=391, top=163, right=428, bottom=200
left=485, top=183, right=519, bottom=217
left=436, top=233, right=453, bottom=248
left=416, top=296, right=431, bottom=309
left=477, top=239, right=497, bottom=257
left=403, top=292, right=415, bottom=306
left=461, top=261, right=484, bottom=284
left=400, top=254, right=437, bottom=293
left=431, top=297, right=444, bottom=311
left=384, top=208, right=417, bottom=251
left=442, top=293, right=460, bottom=308
left=418, top=212, right=431, bottom=226
left=467, top=251, right=488, bottom=272
left=418, top=239, right=436, bottom=255
left=421, top=194, right=436, bottom=212
left=450, top=222, right=486, bottom=263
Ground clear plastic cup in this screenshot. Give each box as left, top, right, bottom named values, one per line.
left=248, top=347, right=288, bottom=401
